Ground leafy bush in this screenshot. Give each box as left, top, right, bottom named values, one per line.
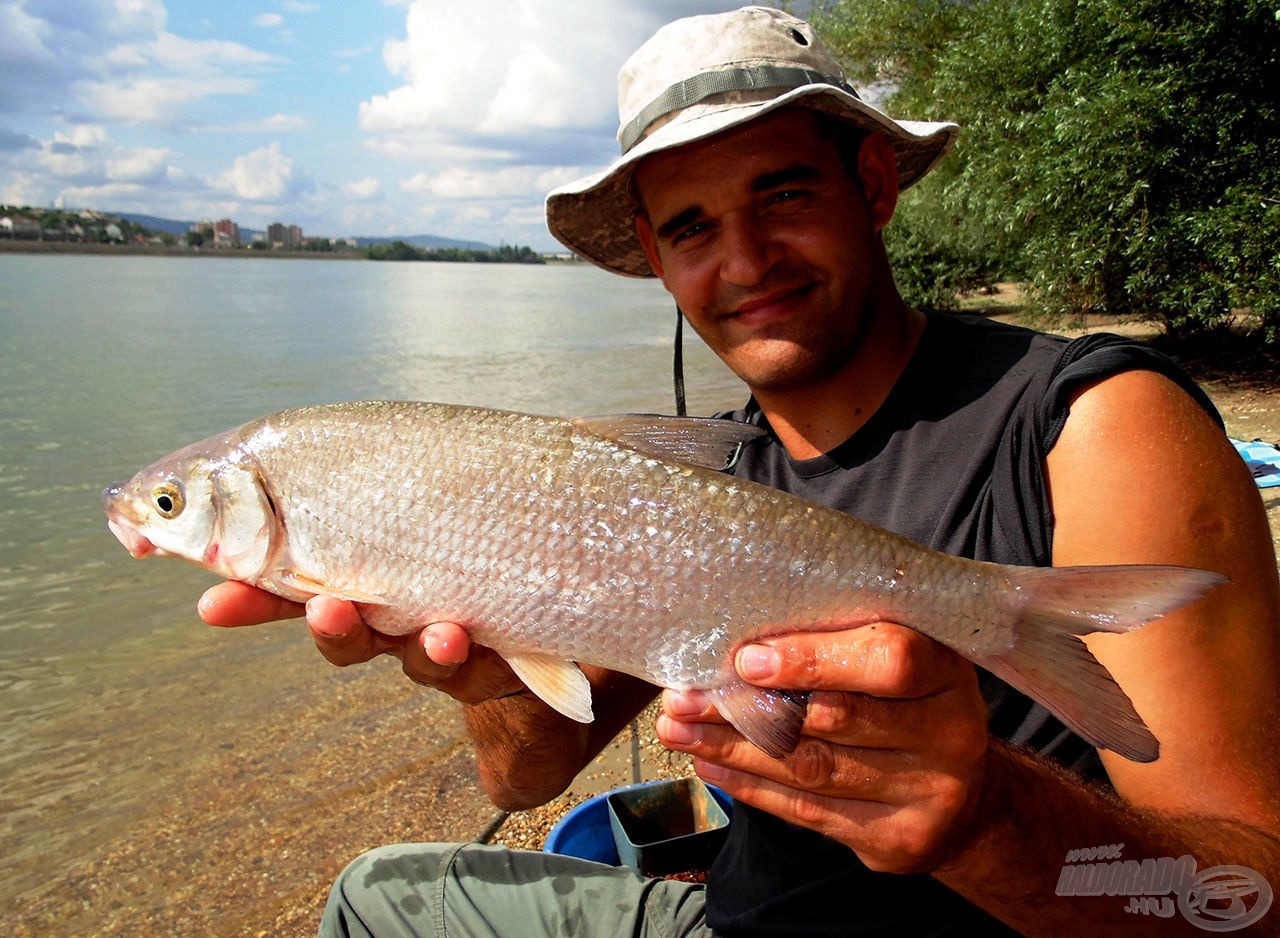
left=810, top=0, right=1280, bottom=342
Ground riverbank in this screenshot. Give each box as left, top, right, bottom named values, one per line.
left=0, top=239, right=362, bottom=260
left=6, top=275, right=1276, bottom=936
left=7, top=637, right=686, bottom=937
left=11, top=371, right=1277, bottom=937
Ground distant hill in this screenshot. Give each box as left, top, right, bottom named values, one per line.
left=353, top=234, right=494, bottom=251
left=112, top=212, right=202, bottom=237
left=110, top=211, right=492, bottom=250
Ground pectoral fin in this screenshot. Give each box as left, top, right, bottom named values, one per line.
left=278, top=571, right=393, bottom=606
left=506, top=653, right=594, bottom=723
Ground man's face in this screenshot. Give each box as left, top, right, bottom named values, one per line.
left=633, top=108, right=894, bottom=394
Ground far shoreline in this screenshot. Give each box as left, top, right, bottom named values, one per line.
left=0, top=239, right=582, bottom=264
left=0, top=239, right=363, bottom=260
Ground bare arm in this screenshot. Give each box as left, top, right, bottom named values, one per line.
left=932, top=368, right=1280, bottom=931
left=464, top=665, right=659, bottom=810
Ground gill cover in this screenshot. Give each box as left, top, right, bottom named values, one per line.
left=203, top=460, right=274, bottom=581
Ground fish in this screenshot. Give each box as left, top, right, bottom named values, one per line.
left=102, top=400, right=1226, bottom=763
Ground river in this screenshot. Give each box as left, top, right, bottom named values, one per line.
left=0, top=253, right=745, bottom=931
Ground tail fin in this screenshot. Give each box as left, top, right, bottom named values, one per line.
left=982, top=565, right=1226, bottom=763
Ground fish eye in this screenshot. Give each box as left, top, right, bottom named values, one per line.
left=152, top=482, right=185, bottom=519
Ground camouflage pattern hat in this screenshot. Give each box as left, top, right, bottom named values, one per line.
left=545, top=5, right=959, bottom=278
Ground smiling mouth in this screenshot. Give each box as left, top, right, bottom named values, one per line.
left=726, top=282, right=815, bottom=322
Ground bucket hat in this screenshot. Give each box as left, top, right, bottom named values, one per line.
left=545, top=5, right=959, bottom=277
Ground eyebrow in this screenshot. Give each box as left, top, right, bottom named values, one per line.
left=653, top=164, right=824, bottom=241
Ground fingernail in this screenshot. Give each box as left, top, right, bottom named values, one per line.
left=694, top=759, right=727, bottom=783
left=664, top=689, right=705, bottom=717
left=307, top=597, right=353, bottom=639
left=737, top=643, right=779, bottom=681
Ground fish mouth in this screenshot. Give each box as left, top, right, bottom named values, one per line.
left=103, top=482, right=155, bottom=559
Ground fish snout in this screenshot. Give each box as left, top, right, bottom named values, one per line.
left=102, top=482, right=124, bottom=511
left=103, top=482, right=155, bottom=559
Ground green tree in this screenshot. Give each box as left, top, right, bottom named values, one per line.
left=811, top=0, right=1280, bottom=341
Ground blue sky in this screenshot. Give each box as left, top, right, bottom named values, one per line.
left=1, top=0, right=747, bottom=248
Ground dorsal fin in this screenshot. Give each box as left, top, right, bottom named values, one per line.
left=576, top=414, right=765, bottom=470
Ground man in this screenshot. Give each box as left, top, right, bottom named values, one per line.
left=201, top=7, right=1280, bottom=935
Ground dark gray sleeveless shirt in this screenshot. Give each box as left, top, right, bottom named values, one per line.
left=706, top=310, right=1218, bottom=936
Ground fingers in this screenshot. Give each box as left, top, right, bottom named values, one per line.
left=412, top=640, right=525, bottom=705
left=656, top=675, right=988, bottom=874
left=198, top=581, right=305, bottom=626
left=304, top=602, right=522, bottom=703
left=306, top=595, right=394, bottom=665
left=735, top=622, right=967, bottom=698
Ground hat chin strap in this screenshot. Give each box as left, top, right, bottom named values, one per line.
left=620, top=65, right=858, bottom=154
left=673, top=304, right=687, bottom=417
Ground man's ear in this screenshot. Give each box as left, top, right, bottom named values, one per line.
left=857, top=132, right=900, bottom=232
left=635, top=213, right=665, bottom=279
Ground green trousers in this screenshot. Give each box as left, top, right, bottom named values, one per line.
left=319, top=842, right=713, bottom=937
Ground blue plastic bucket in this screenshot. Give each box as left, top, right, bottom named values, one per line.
left=544, top=781, right=733, bottom=866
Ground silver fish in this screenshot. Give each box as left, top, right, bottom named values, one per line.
left=103, top=401, right=1225, bottom=762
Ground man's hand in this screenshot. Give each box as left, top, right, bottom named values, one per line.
left=656, top=622, right=989, bottom=874
left=197, top=581, right=524, bottom=703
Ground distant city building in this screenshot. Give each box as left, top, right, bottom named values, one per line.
left=267, top=221, right=304, bottom=250
left=1, top=215, right=41, bottom=238
left=213, top=218, right=240, bottom=247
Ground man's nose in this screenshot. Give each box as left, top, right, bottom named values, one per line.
left=719, top=212, right=780, bottom=286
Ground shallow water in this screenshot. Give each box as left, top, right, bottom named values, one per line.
left=0, top=253, right=744, bottom=909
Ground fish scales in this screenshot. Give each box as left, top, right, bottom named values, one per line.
left=244, top=403, right=997, bottom=684
left=104, top=400, right=1227, bottom=761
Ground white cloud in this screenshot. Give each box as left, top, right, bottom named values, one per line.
left=0, top=122, right=181, bottom=205
left=343, top=177, right=382, bottom=200
left=112, top=0, right=169, bottom=35
left=0, top=0, right=751, bottom=247
left=213, top=142, right=299, bottom=202
left=6, top=8, right=282, bottom=130
left=352, top=0, right=747, bottom=247
left=400, top=164, right=578, bottom=200
left=54, top=124, right=111, bottom=150
left=358, top=0, right=632, bottom=140
left=80, top=75, right=256, bottom=125
left=106, top=146, right=171, bottom=183
left=215, top=113, right=311, bottom=133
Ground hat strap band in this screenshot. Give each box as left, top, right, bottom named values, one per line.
left=619, top=64, right=858, bottom=154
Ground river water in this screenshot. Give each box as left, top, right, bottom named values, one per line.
left=0, top=253, right=745, bottom=914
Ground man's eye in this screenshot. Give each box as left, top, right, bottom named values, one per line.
left=671, top=222, right=709, bottom=244
left=768, top=189, right=810, bottom=206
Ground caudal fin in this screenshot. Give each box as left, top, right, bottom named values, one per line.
left=982, top=565, right=1226, bottom=763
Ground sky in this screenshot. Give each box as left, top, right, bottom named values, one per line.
left=0, top=0, right=751, bottom=248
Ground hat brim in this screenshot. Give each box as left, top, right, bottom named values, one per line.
left=545, top=84, right=958, bottom=278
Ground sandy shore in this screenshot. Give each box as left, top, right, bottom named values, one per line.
left=10, top=327, right=1277, bottom=936
left=7, top=639, right=690, bottom=937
